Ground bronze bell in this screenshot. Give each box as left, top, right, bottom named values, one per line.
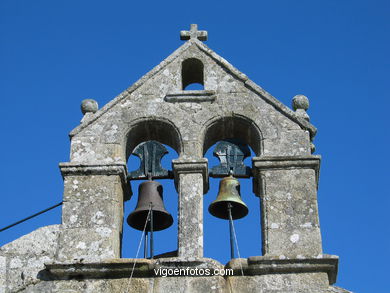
left=127, top=180, right=173, bottom=232
left=208, top=175, right=248, bottom=220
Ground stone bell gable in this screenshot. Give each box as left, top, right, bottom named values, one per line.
left=0, top=24, right=351, bottom=293
left=69, top=35, right=316, bottom=164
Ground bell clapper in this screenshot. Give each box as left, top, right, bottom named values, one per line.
left=146, top=173, right=153, bottom=259
left=143, top=203, right=154, bottom=259
left=144, top=230, right=148, bottom=258
left=227, top=203, right=235, bottom=259
left=150, top=202, right=154, bottom=259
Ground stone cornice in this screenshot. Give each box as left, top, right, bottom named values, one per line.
left=172, top=159, right=209, bottom=193
left=45, top=259, right=156, bottom=279
left=164, top=90, right=216, bottom=103
left=252, top=155, right=321, bottom=170
left=252, top=156, right=321, bottom=192
left=59, top=162, right=127, bottom=177
left=226, top=255, right=338, bottom=285
left=45, top=257, right=223, bottom=279
left=59, top=162, right=132, bottom=200
left=45, top=255, right=337, bottom=283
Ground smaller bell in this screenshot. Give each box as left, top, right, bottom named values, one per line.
left=127, top=180, right=173, bottom=232
left=208, top=175, right=248, bottom=220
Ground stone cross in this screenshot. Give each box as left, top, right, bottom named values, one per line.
left=180, top=24, right=208, bottom=41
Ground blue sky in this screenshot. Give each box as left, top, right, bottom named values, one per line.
left=0, top=1, right=389, bottom=292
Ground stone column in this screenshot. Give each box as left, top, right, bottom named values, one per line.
left=172, top=159, right=208, bottom=258
left=252, top=156, right=322, bottom=257
left=57, top=163, right=130, bottom=262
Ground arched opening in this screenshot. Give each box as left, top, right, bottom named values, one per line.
left=202, top=116, right=262, bottom=157
left=122, top=144, right=179, bottom=259
left=204, top=142, right=261, bottom=264
left=125, top=119, right=182, bottom=160
left=182, top=58, right=204, bottom=90
left=122, top=119, right=182, bottom=258
left=202, top=116, right=263, bottom=263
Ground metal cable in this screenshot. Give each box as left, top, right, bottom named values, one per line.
left=126, top=205, right=152, bottom=293
left=0, top=202, right=63, bottom=232
left=231, top=218, right=245, bottom=276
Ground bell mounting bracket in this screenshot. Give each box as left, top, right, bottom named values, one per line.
left=209, top=139, right=252, bottom=178
left=127, top=140, right=173, bottom=180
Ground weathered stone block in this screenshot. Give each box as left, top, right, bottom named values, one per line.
left=227, top=272, right=329, bottom=293
left=264, top=199, right=320, bottom=230
left=62, top=175, right=125, bottom=204
left=0, top=225, right=60, bottom=256
left=264, top=227, right=322, bottom=256
left=7, top=260, right=52, bottom=293
left=57, top=227, right=121, bottom=262
left=177, top=173, right=204, bottom=257
left=182, top=141, right=203, bottom=159
left=154, top=276, right=225, bottom=293
left=0, top=225, right=60, bottom=293
left=263, top=130, right=311, bottom=156
left=62, top=198, right=123, bottom=229
left=263, top=168, right=318, bottom=201
left=0, top=255, right=6, bottom=292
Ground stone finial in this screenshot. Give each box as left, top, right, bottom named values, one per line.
left=292, top=94, right=309, bottom=111
left=81, top=99, right=98, bottom=115
left=292, top=94, right=310, bottom=121
left=180, top=24, right=208, bottom=41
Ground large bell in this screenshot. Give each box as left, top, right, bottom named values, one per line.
left=208, top=175, right=248, bottom=220
left=127, top=180, right=173, bottom=232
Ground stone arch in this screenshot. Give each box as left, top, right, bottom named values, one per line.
left=202, top=115, right=264, bottom=259
left=123, top=118, right=182, bottom=258
left=124, top=118, right=183, bottom=160
left=202, top=115, right=263, bottom=157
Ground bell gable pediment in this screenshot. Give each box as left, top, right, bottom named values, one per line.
left=70, top=38, right=316, bottom=141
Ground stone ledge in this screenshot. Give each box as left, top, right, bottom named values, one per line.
left=155, top=257, right=223, bottom=270
left=252, top=156, right=321, bottom=170
left=59, top=162, right=127, bottom=177
left=44, top=256, right=338, bottom=284
left=59, top=162, right=132, bottom=200
left=226, top=255, right=338, bottom=285
left=172, top=159, right=209, bottom=193
left=164, top=90, right=216, bottom=103
left=252, top=156, right=321, bottom=192
left=45, top=257, right=223, bottom=280
left=45, top=259, right=155, bottom=279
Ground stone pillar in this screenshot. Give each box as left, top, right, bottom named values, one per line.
left=172, top=159, right=208, bottom=258
left=252, top=156, right=322, bottom=257
left=57, top=163, right=130, bottom=262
